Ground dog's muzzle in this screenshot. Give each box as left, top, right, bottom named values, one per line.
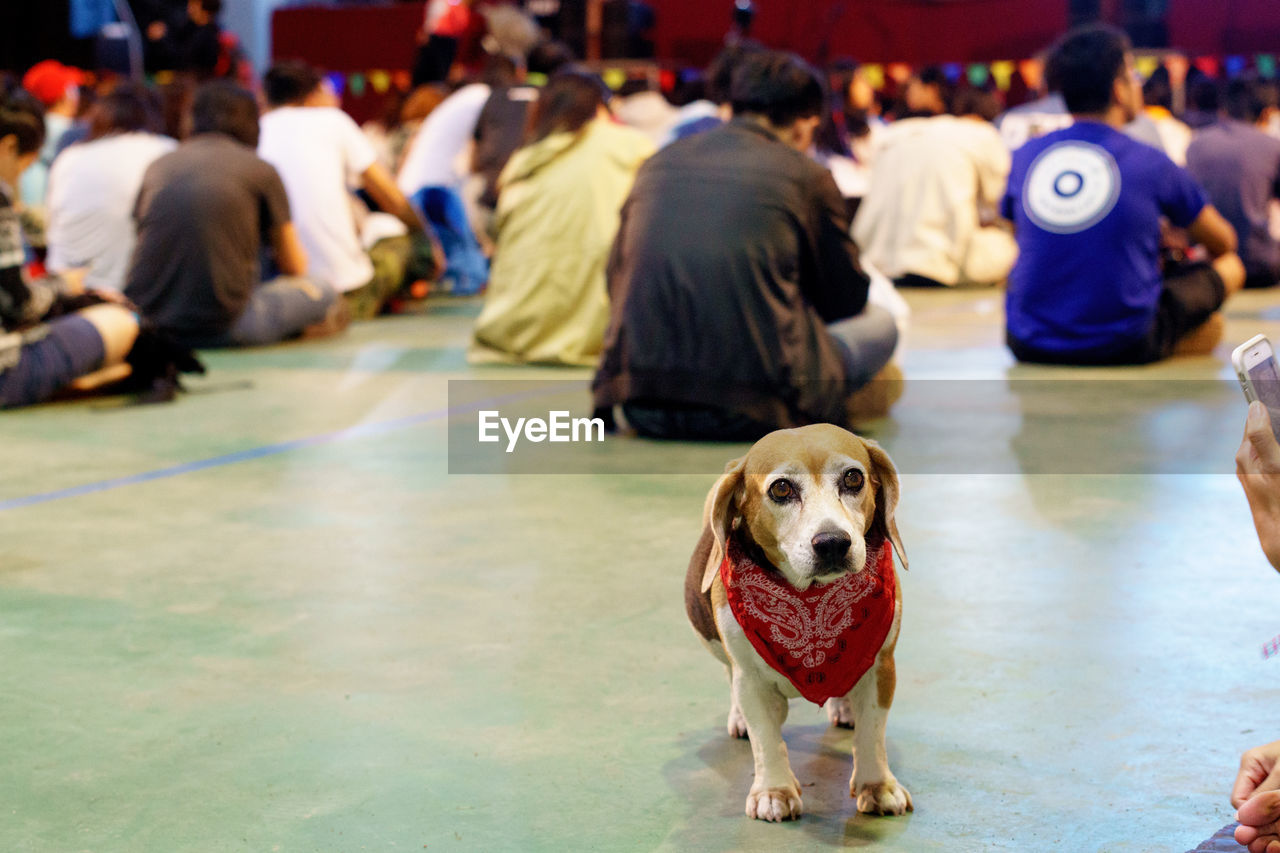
left=811, top=529, right=853, bottom=571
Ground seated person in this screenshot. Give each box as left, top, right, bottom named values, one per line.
left=1003, top=24, right=1244, bottom=366
left=592, top=51, right=900, bottom=441
left=0, top=82, right=138, bottom=408
left=124, top=81, right=340, bottom=349
left=1186, top=76, right=1280, bottom=290
left=46, top=83, right=176, bottom=294
left=853, top=89, right=1016, bottom=288
left=470, top=71, right=653, bottom=366
left=17, top=60, right=82, bottom=221
left=259, top=61, right=429, bottom=321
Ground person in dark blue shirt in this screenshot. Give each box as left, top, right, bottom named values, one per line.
left=1003, top=24, right=1244, bottom=365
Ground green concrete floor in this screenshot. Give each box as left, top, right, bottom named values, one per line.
left=5, top=291, right=1280, bottom=852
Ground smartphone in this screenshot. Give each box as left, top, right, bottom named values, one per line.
left=1233, top=334, right=1280, bottom=440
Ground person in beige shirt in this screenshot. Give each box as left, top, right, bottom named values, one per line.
left=852, top=90, right=1017, bottom=288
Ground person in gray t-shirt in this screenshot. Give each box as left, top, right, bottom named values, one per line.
left=125, top=81, right=340, bottom=348
left=1186, top=76, right=1280, bottom=289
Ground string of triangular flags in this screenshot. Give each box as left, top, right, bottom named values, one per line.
left=319, top=52, right=1280, bottom=99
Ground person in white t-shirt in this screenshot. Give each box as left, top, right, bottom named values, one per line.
left=46, top=83, right=176, bottom=293
left=396, top=81, right=492, bottom=200
left=259, top=61, right=432, bottom=320
left=853, top=89, right=1017, bottom=288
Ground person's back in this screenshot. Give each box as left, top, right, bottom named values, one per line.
left=1185, top=79, right=1280, bottom=288
left=1003, top=24, right=1243, bottom=365
left=396, top=83, right=491, bottom=196
left=1005, top=121, right=1200, bottom=351
left=258, top=106, right=375, bottom=293
left=126, top=135, right=288, bottom=340
left=47, top=86, right=176, bottom=293
left=854, top=114, right=1012, bottom=286
left=472, top=107, right=652, bottom=366
left=1187, top=122, right=1280, bottom=288
left=595, top=119, right=868, bottom=427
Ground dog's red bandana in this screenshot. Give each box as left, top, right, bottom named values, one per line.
left=720, top=538, right=896, bottom=705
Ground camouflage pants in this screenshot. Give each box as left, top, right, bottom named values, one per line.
left=342, top=235, right=414, bottom=321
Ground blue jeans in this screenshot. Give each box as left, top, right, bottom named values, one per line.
left=0, top=315, right=105, bottom=408
left=827, top=304, right=899, bottom=390
left=182, top=277, right=335, bottom=348
left=624, top=306, right=901, bottom=440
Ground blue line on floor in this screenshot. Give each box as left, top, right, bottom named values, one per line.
left=0, top=383, right=582, bottom=513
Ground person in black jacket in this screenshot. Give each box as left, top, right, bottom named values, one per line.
left=592, top=50, right=899, bottom=440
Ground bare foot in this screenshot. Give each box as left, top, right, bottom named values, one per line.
left=1172, top=312, right=1225, bottom=357
left=846, top=362, right=904, bottom=423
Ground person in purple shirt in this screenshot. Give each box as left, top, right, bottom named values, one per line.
left=1187, top=76, right=1280, bottom=289
left=1003, top=24, right=1244, bottom=365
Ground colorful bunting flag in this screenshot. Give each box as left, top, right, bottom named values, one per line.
left=966, top=63, right=989, bottom=87
left=1259, top=54, right=1278, bottom=79
left=1135, top=55, right=1160, bottom=79
left=602, top=68, right=627, bottom=91
left=862, top=64, right=885, bottom=90
left=369, top=70, right=390, bottom=94
left=348, top=72, right=366, bottom=97
left=1018, top=58, right=1043, bottom=91
left=1193, top=55, right=1219, bottom=77
left=990, top=60, right=1014, bottom=91
left=325, top=71, right=344, bottom=97
left=887, top=63, right=912, bottom=84
left=942, top=63, right=962, bottom=83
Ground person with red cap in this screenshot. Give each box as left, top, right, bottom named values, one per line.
left=18, top=60, right=84, bottom=216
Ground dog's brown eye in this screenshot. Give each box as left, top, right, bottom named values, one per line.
left=768, top=479, right=796, bottom=503
left=842, top=468, right=865, bottom=492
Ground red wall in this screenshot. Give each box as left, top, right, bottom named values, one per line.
left=1169, top=0, right=1280, bottom=56
left=648, top=0, right=1071, bottom=66
left=648, top=0, right=1280, bottom=67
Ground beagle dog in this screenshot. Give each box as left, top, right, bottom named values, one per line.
left=684, top=423, right=911, bottom=822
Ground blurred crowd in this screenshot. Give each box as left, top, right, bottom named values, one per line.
left=1, top=5, right=1278, bottom=425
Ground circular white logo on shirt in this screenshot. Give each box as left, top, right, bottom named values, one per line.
left=1023, top=141, right=1121, bottom=233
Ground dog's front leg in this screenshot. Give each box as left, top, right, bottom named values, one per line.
left=847, top=655, right=912, bottom=816
left=732, top=667, right=802, bottom=821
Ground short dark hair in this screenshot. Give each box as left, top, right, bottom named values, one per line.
left=195, top=0, right=223, bottom=15
left=1045, top=23, right=1132, bottom=114
left=1225, top=75, right=1280, bottom=123
left=0, top=77, right=46, bottom=155
left=1142, top=65, right=1173, bottom=110
left=706, top=40, right=764, bottom=105
left=480, top=53, right=519, bottom=89
left=950, top=87, right=1002, bottom=122
left=89, top=82, right=163, bottom=139
left=525, top=70, right=606, bottom=145
left=729, top=50, right=825, bottom=126
left=526, top=40, right=575, bottom=77
left=1187, top=72, right=1221, bottom=113
left=263, top=60, right=322, bottom=107
left=191, top=80, right=260, bottom=147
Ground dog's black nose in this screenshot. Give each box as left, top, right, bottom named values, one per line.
left=811, top=531, right=852, bottom=564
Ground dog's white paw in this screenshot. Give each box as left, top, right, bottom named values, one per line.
left=825, top=696, right=855, bottom=728
left=745, top=784, right=803, bottom=821
left=853, top=779, right=913, bottom=816
left=727, top=703, right=749, bottom=739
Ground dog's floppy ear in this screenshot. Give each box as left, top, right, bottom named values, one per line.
left=701, top=454, right=746, bottom=592
left=864, top=439, right=908, bottom=571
